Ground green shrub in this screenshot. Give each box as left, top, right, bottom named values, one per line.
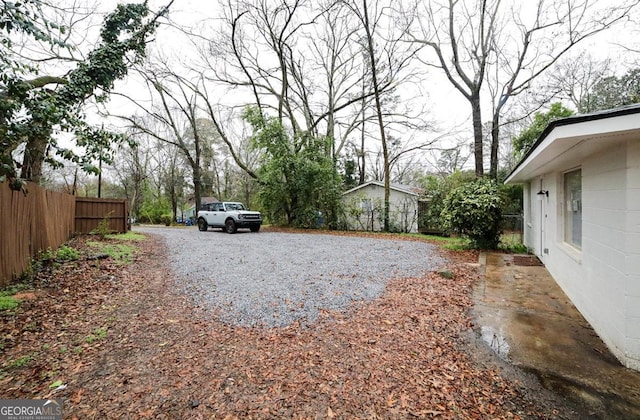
left=246, top=107, right=343, bottom=229
left=37, top=248, right=55, bottom=261
left=418, top=171, right=475, bottom=235
left=87, top=242, right=135, bottom=265
left=91, top=212, right=114, bottom=237
left=441, top=178, right=503, bottom=249
left=6, top=354, right=33, bottom=368
left=105, top=232, right=145, bottom=241
left=0, top=296, right=20, bottom=311
left=56, top=245, right=79, bottom=261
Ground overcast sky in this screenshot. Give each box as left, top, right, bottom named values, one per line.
left=108, top=0, right=639, bottom=120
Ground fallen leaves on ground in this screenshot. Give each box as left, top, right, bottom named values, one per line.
left=0, top=233, right=561, bottom=418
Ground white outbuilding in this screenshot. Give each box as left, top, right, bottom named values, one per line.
left=341, top=181, right=423, bottom=233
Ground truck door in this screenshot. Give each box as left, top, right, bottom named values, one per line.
left=211, top=202, right=225, bottom=226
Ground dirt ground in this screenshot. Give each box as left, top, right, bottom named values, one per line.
left=1, top=232, right=581, bottom=418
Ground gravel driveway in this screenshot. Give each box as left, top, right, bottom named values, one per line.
left=135, top=226, right=444, bottom=327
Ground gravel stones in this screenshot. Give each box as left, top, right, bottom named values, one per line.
left=135, top=227, right=444, bottom=328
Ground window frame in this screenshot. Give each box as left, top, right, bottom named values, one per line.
left=563, top=167, right=582, bottom=251
left=361, top=198, right=372, bottom=212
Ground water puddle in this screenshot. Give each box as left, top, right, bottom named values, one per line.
left=481, top=325, right=510, bottom=360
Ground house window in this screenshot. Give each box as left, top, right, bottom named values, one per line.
left=361, top=198, right=372, bottom=213
left=564, top=168, right=582, bottom=249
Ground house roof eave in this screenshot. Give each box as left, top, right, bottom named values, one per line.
left=505, top=103, right=640, bottom=184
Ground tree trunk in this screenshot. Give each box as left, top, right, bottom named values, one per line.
left=132, top=174, right=143, bottom=218
left=72, top=167, right=78, bottom=195
left=20, top=134, right=48, bottom=183
left=362, top=0, right=390, bottom=231
left=171, top=191, right=178, bottom=222
left=359, top=86, right=366, bottom=185
left=244, top=177, right=251, bottom=209
left=169, top=166, right=178, bottom=222
left=326, top=80, right=335, bottom=158
left=471, top=94, right=484, bottom=178
left=489, top=112, right=500, bottom=180
left=193, top=166, right=203, bottom=217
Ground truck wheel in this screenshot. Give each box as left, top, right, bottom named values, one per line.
left=197, top=218, right=208, bottom=231
left=225, top=219, right=237, bottom=234
left=250, top=225, right=260, bottom=232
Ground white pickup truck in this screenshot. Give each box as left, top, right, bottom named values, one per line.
left=196, top=202, right=262, bottom=233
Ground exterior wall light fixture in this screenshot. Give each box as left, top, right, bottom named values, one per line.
left=537, top=189, right=549, bottom=198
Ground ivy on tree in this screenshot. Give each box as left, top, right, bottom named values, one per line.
left=0, top=1, right=171, bottom=191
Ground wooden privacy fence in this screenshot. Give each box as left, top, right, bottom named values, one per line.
left=75, top=197, right=128, bottom=234
left=0, top=182, right=75, bottom=287
left=1, top=183, right=129, bottom=287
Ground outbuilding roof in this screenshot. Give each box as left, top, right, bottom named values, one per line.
left=342, top=181, right=424, bottom=196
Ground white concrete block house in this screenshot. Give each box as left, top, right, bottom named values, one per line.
left=341, top=181, right=423, bottom=233
left=505, top=104, right=640, bottom=371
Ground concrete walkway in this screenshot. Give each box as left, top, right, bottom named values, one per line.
left=475, top=252, right=640, bottom=418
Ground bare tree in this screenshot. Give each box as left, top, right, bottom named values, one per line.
left=347, top=0, right=392, bottom=230
left=197, top=0, right=317, bottom=130
left=341, top=0, right=424, bottom=231
left=112, top=52, right=268, bottom=213
left=406, top=0, right=639, bottom=178
left=111, top=127, right=153, bottom=219
left=546, top=51, right=612, bottom=112
left=436, top=142, right=472, bottom=175
left=113, top=67, right=210, bottom=213
left=195, top=0, right=399, bottom=165
left=119, top=0, right=435, bottom=215
left=404, top=0, right=499, bottom=177
left=159, top=141, right=188, bottom=222
left=305, top=0, right=376, bottom=159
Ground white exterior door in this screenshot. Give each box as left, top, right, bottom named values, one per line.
left=537, top=178, right=547, bottom=263
left=538, top=197, right=546, bottom=262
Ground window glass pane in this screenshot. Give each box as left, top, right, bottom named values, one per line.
left=361, top=199, right=372, bottom=212
left=564, top=169, right=582, bottom=249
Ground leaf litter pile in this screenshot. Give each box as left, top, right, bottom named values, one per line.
left=0, top=232, right=567, bottom=418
